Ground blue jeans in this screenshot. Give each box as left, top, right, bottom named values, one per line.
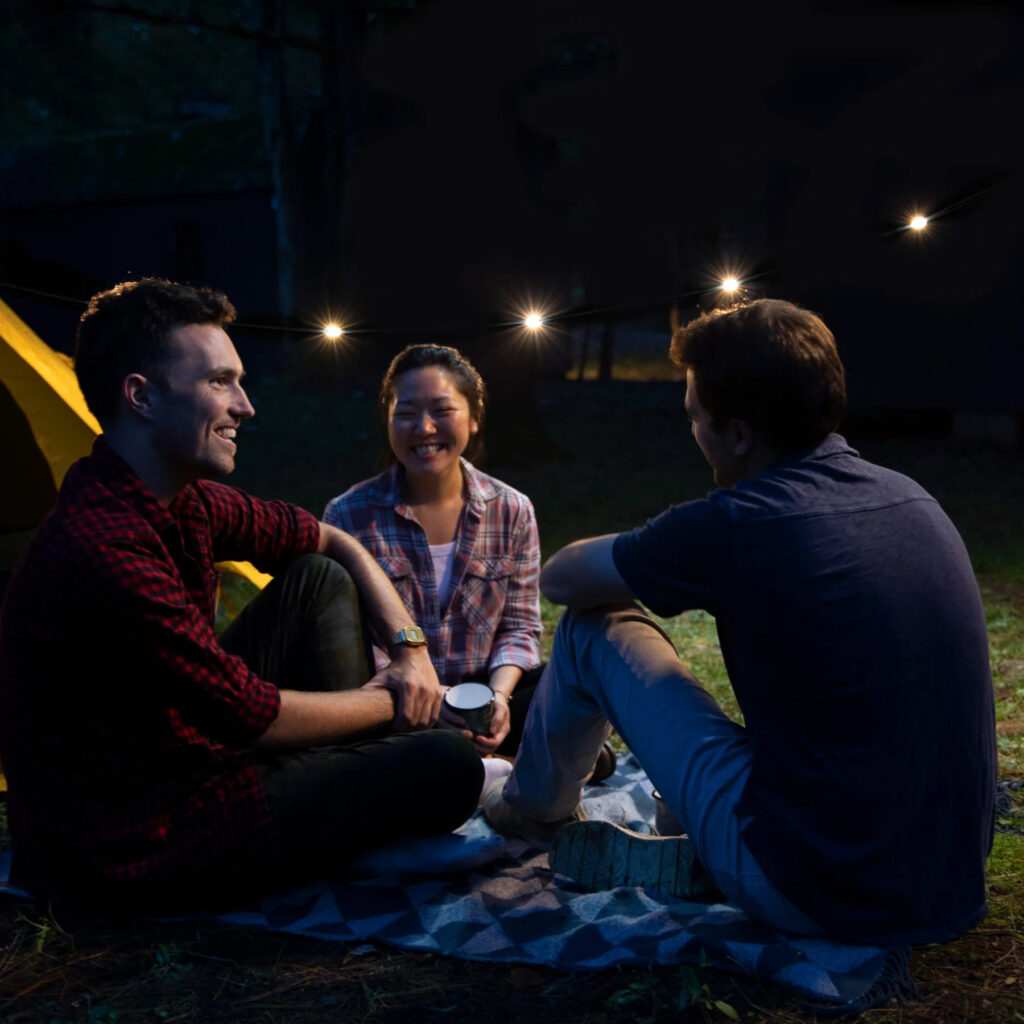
left=504, top=603, right=823, bottom=935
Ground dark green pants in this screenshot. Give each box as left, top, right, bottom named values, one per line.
left=222, top=554, right=482, bottom=884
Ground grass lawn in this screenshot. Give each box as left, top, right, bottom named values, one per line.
left=1, top=371, right=1021, bottom=1022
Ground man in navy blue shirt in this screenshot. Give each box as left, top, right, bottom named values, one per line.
left=485, top=299, right=996, bottom=945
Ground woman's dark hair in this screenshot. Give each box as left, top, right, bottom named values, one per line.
left=378, top=344, right=487, bottom=464
left=670, top=298, right=846, bottom=453
left=75, top=278, right=236, bottom=427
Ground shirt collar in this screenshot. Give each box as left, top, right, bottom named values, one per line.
left=751, top=433, right=858, bottom=480
left=718, top=433, right=858, bottom=498
left=460, top=459, right=499, bottom=511
left=793, top=432, right=857, bottom=463
left=87, top=435, right=183, bottom=533
left=370, top=458, right=498, bottom=512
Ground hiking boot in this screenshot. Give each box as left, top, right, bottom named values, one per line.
left=482, top=779, right=586, bottom=845
left=585, top=742, right=617, bottom=785
left=550, top=819, right=720, bottom=900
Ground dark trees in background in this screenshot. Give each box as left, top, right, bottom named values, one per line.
left=2, top=2, right=1022, bottom=417
left=0, top=0, right=399, bottom=320
left=256, top=0, right=297, bottom=318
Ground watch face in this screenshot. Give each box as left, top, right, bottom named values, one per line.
left=394, top=626, right=426, bottom=645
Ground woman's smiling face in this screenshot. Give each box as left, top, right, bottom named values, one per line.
left=387, top=366, right=478, bottom=479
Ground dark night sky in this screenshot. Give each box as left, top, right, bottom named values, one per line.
left=346, top=0, right=1024, bottom=407
left=2, top=0, right=1022, bottom=410
left=350, top=3, right=1019, bottom=270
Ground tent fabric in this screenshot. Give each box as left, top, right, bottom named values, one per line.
left=0, top=380, right=56, bottom=531
left=0, top=297, right=100, bottom=489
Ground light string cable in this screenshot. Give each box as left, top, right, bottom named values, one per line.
left=0, top=176, right=1005, bottom=340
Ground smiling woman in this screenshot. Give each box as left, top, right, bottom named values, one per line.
left=323, top=344, right=546, bottom=761
left=386, top=363, right=479, bottom=493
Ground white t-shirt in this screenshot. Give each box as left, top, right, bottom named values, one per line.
left=429, top=540, right=456, bottom=606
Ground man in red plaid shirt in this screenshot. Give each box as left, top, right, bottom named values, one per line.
left=0, top=279, right=481, bottom=913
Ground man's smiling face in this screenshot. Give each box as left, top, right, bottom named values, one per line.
left=150, top=322, right=255, bottom=485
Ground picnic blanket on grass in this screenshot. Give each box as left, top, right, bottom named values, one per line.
left=0, top=755, right=916, bottom=1016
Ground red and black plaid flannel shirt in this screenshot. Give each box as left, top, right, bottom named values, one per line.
left=0, top=438, right=319, bottom=901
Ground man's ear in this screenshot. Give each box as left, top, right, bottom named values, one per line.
left=728, top=418, right=756, bottom=458
left=123, top=373, right=158, bottom=421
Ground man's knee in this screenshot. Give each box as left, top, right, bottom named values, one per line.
left=274, top=554, right=366, bottom=629
left=407, top=730, right=483, bottom=830
left=283, top=553, right=357, bottom=600
left=553, top=604, right=607, bottom=648
left=556, top=601, right=669, bottom=653
left=558, top=600, right=640, bottom=629
left=420, top=730, right=483, bottom=788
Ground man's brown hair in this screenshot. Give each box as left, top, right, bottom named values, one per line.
left=670, top=298, right=846, bottom=453
left=75, top=278, right=236, bottom=427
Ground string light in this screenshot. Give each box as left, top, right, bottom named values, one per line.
left=0, top=176, right=1002, bottom=341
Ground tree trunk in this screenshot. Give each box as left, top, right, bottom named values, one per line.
left=598, top=319, right=614, bottom=383
left=577, top=321, right=591, bottom=380
left=317, top=1, right=359, bottom=309
left=257, top=0, right=295, bottom=318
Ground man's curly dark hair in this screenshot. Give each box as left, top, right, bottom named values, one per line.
left=75, top=278, right=236, bottom=426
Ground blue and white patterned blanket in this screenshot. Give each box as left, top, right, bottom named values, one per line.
left=0, top=755, right=916, bottom=1015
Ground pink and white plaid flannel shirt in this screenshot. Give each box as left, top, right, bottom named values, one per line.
left=324, top=460, right=542, bottom=685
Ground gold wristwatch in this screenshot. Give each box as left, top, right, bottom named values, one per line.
left=389, top=626, right=427, bottom=648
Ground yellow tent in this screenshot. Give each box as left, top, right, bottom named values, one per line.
left=0, top=296, right=270, bottom=589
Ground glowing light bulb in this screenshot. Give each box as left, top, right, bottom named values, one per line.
left=323, top=324, right=344, bottom=339
left=909, top=215, right=928, bottom=231
left=523, top=312, right=545, bottom=330
left=720, top=277, right=740, bottom=293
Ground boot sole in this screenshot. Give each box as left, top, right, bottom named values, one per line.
left=550, top=820, right=718, bottom=900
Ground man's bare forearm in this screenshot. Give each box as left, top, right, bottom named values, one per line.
left=254, top=687, right=395, bottom=750
left=315, top=522, right=443, bottom=728
left=540, top=534, right=634, bottom=607
left=317, top=522, right=419, bottom=644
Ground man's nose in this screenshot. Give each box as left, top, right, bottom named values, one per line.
left=232, top=384, right=256, bottom=419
